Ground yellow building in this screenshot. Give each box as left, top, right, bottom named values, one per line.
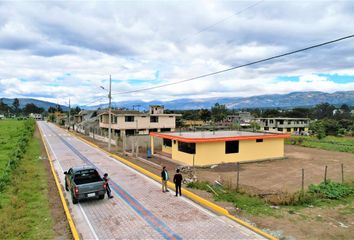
left=150, top=131, right=289, bottom=166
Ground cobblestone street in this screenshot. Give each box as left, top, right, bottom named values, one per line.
left=39, top=121, right=265, bottom=240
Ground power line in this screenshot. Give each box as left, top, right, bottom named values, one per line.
left=179, top=0, right=264, bottom=43
left=112, top=34, right=354, bottom=95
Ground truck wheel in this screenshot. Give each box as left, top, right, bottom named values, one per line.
left=65, top=181, right=69, bottom=191
left=98, top=194, right=105, bottom=200
left=71, top=193, right=78, bottom=204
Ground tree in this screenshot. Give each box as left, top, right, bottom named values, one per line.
left=48, top=114, right=56, bottom=122
left=56, top=104, right=63, bottom=113
left=23, top=103, right=44, bottom=115
left=70, top=106, right=81, bottom=115
left=261, top=109, right=280, bottom=118
left=48, top=106, right=56, bottom=113
left=12, top=98, right=20, bottom=115
left=310, top=121, right=326, bottom=139
left=340, top=104, right=350, bottom=113
left=199, top=109, right=211, bottom=122
left=250, top=121, right=260, bottom=132
left=0, top=100, right=10, bottom=114
left=285, top=108, right=311, bottom=118
left=211, top=103, right=227, bottom=122
left=313, top=103, right=335, bottom=119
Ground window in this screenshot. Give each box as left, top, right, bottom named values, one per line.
left=256, top=139, right=263, bottom=143
left=287, top=128, right=291, bottom=132
left=278, top=128, right=283, bottom=131
left=112, top=116, right=117, bottom=123
left=163, top=138, right=172, bottom=147
left=178, top=142, right=195, bottom=154
left=150, top=116, right=159, bottom=122
left=225, top=140, right=239, bottom=154
left=125, top=116, right=134, bottom=122
left=173, top=140, right=176, bottom=144
left=264, top=127, right=269, bottom=130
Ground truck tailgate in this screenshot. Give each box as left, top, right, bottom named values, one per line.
left=77, top=181, right=105, bottom=194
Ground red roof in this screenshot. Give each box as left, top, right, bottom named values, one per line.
left=150, top=131, right=290, bottom=143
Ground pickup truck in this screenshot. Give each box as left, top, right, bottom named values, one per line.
left=64, top=166, right=106, bottom=204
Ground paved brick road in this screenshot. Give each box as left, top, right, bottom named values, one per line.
left=38, top=121, right=265, bottom=240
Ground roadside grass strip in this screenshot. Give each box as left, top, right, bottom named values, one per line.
left=0, top=119, right=34, bottom=192
left=38, top=124, right=79, bottom=240
left=0, top=126, right=55, bottom=239
left=44, top=124, right=182, bottom=240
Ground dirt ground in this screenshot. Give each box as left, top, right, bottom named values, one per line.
left=35, top=126, right=71, bottom=239
left=73, top=130, right=354, bottom=240
left=195, top=145, right=354, bottom=195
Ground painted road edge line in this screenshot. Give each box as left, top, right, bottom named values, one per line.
left=69, top=130, right=277, bottom=240
left=38, top=123, right=80, bottom=240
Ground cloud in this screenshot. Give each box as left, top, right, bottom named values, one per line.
left=0, top=0, right=353, bottom=105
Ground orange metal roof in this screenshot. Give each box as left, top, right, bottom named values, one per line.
left=150, top=131, right=290, bottom=143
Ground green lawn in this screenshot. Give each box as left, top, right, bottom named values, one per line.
left=286, top=136, right=354, bottom=153
left=0, top=120, right=26, bottom=172
left=0, top=129, right=56, bottom=239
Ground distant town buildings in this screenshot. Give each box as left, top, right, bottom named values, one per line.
left=29, top=113, right=43, bottom=120
left=150, top=130, right=289, bottom=166
left=74, top=110, right=99, bottom=134
left=257, top=117, right=310, bottom=134
left=225, top=112, right=253, bottom=127
left=98, top=105, right=181, bottom=137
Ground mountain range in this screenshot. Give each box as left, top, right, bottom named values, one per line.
left=83, top=91, right=354, bottom=110
left=0, top=98, right=68, bottom=111
left=1, top=91, right=353, bottom=111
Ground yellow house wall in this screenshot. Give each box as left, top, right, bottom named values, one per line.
left=168, top=138, right=284, bottom=166
left=162, top=145, right=172, bottom=154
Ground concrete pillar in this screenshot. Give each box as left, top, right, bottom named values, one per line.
left=135, top=142, right=139, bottom=157
left=150, top=135, right=154, bottom=155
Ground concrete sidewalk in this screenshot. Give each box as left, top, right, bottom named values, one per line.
left=39, top=121, right=265, bottom=240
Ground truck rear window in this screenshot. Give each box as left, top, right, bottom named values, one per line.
left=74, top=169, right=102, bottom=185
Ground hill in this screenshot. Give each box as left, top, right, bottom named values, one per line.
left=82, top=91, right=354, bottom=110
left=0, top=98, right=68, bottom=111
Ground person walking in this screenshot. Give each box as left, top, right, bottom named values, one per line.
left=103, top=173, right=114, bottom=199
left=173, top=169, right=183, bottom=197
left=161, top=166, right=169, bottom=193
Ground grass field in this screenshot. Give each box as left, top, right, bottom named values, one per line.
left=0, top=120, right=26, bottom=172
left=286, top=135, right=354, bottom=153
left=0, top=121, right=56, bottom=239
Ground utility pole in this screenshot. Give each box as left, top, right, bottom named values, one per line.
left=108, top=75, right=112, bottom=151
left=68, top=98, right=71, bottom=130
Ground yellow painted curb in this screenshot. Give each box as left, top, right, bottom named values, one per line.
left=38, top=124, right=80, bottom=240
left=69, top=130, right=277, bottom=240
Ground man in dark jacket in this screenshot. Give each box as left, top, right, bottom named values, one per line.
left=161, top=166, right=169, bottom=193
left=173, top=169, right=183, bottom=197
left=103, top=173, right=114, bottom=199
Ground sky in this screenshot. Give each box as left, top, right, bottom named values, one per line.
left=0, top=0, right=353, bottom=106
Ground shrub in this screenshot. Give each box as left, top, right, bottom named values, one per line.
left=308, top=180, right=354, bottom=200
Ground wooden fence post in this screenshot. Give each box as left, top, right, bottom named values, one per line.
left=341, top=163, right=344, bottom=183
left=236, top=162, right=240, bottom=192
left=324, top=165, right=328, bottom=184
left=301, top=168, right=305, bottom=193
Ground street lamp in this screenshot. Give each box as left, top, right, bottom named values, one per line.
left=100, top=75, right=112, bottom=151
